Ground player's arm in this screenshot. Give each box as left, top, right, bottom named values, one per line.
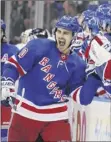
left=70, top=74, right=102, bottom=105
left=69, top=54, right=102, bottom=105
left=2, top=39, right=48, bottom=81
left=1, top=39, right=49, bottom=102
left=68, top=56, right=86, bottom=94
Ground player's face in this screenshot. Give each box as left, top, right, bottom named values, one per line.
left=56, top=28, right=73, bottom=54
left=106, top=25, right=111, bottom=34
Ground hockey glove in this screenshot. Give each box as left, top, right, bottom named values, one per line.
left=1, top=79, right=16, bottom=106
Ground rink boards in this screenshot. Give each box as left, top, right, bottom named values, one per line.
left=68, top=97, right=111, bottom=141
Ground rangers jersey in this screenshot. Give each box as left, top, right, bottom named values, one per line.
left=2, top=38, right=86, bottom=121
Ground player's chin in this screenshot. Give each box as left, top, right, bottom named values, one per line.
left=58, top=46, right=66, bottom=53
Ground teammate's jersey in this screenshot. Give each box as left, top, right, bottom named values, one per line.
left=2, top=38, right=86, bottom=121
left=1, top=42, right=19, bottom=140
left=70, top=32, right=111, bottom=105
left=1, top=42, right=19, bottom=75
left=82, top=32, right=111, bottom=102
left=70, top=31, right=90, bottom=61
left=89, top=32, right=111, bottom=67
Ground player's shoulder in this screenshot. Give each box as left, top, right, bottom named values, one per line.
left=27, top=38, right=56, bottom=49
left=3, top=42, right=18, bottom=52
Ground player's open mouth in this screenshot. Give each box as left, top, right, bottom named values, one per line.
left=58, top=40, right=66, bottom=46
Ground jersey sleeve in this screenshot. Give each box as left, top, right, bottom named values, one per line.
left=68, top=56, right=86, bottom=93
left=2, top=39, right=50, bottom=82
left=69, top=53, right=103, bottom=105
left=8, top=44, right=19, bottom=58
left=89, top=36, right=111, bottom=66
left=70, top=75, right=102, bottom=105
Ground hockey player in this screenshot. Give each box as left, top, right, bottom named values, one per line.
left=1, top=19, right=19, bottom=104
left=70, top=10, right=97, bottom=60
left=85, top=4, right=111, bottom=96
left=93, top=4, right=111, bottom=96
left=1, top=19, right=19, bottom=141
left=70, top=4, right=111, bottom=104
left=71, top=10, right=109, bottom=98
left=1, top=16, right=86, bottom=142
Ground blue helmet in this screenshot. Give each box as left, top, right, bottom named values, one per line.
left=87, top=16, right=100, bottom=35
left=72, top=16, right=83, bottom=33
left=82, top=10, right=95, bottom=22
left=96, top=4, right=111, bottom=17
left=96, top=4, right=111, bottom=30
left=99, top=15, right=111, bottom=30
left=55, top=15, right=78, bottom=33
left=1, top=19, right=6, bottom=31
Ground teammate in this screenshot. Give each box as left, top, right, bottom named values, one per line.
left=86, top=4, right=111, bottom=96
left=1, top=19, right=19, bottom=141
left=1, top=19, right=19, bottom=104
left=71, top=8, right=110, bottom=98
left=92, top=4, right=111, bottom=96
left=1, top=19, right=19, bottom=75
left=2, top=16, right=86, bottom=142
left=70, top=4, right=111, bottom=104
left=70, top=10, right=97, bottom=60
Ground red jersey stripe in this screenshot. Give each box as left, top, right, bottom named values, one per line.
left=15, top=99, right=67, bottom=114
left=8, top=57, right=25, bottom=76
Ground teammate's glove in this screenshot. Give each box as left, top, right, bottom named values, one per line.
left=85, top=60, right=101, bottom=80
left=1, top=79, right=16, bottom=101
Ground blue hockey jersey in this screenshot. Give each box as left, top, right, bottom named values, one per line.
left=1, top=42, right=19, bottom=75
left=2, top=39, right=86, bottom=121
left=1, top=42, right=19, bottom=140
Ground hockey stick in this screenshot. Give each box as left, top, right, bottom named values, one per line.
left=8, top=97, right=17, bottom=110
left=8, top=88, right=25, bottom=111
